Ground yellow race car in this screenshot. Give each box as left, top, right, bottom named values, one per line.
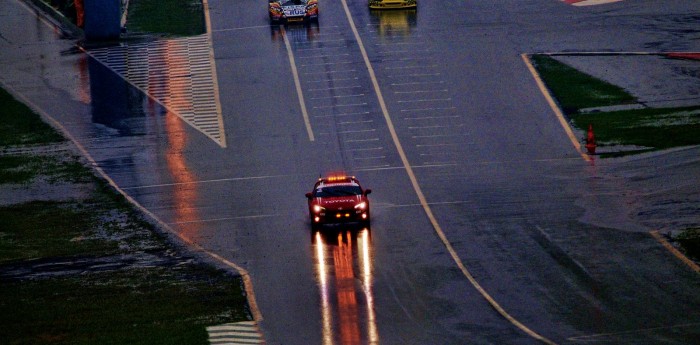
left=369, top=0, right=416, bottom=9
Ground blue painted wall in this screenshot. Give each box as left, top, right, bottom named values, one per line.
left=84, top=0, right=121, bottom=40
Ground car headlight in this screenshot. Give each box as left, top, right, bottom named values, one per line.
left=354, top=202, right=367, bottom=210
left=313, top=205, right=325, bottom=213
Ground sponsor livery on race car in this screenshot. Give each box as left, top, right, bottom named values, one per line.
left=269, top=0, right=319, bottom=24
left=305, top=176, right=372, bottom=228
left=369, top=0, right=417, bottom=10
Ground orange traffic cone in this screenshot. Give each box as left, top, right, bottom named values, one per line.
left=585, top=124, right=596, bottom=155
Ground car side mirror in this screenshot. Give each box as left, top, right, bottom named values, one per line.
left=305, top=192, right=313, bottom=199
left=364, top=189, right=372, bottom=195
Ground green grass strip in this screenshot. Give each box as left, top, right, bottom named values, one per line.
left=531, top=54, right=636, bottom=114
left=0, top=201, right=118, bottom=263
left=127, top=0, right=205, bottom=37
left=0, top=88, right=64, bottom=146
left=570, top=106, right=700, bottom=152
left=0, top=155, right=94, bottom=184
left=0, top=266, right=247, bottom=345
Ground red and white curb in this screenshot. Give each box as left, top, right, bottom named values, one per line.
left=207, top=321, right=265, bottom=344
left=562, top=0, right=623, bottom=6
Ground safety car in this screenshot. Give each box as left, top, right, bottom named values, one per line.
left=305, top=176, right=372, bottom=228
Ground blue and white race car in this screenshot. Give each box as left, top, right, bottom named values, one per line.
left=269, top=0, right=319, bottom=24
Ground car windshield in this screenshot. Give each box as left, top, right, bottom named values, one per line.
left=314, top=185, right=362, bottom=197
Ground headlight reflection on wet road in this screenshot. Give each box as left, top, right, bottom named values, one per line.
left=314, top=228, right=378, bottom=345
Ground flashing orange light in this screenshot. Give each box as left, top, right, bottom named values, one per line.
left=327, top=175, right=354, bottom=182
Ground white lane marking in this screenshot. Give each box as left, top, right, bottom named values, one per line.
left=310, top=94, right=365, bottom=100
left=412, top=133, right=468, bottom=139
left=374, top=42, right=424, bottom=46
left=121, top=174, right=294, bottom=190
left=347, top=147, right=384, bottom=152
left=398, top=98, right=452, bottom=103
left=339, top=0, right=558, bottom=343
left=212, top=25, right=272, bottom=32
left=313, top=103, right=367, bottom=109
left=302, top=69, right=357, bottom=75
left=307, top=76, right=359, bottom=83
left=389, top=73, right=441, bottom=78
left=395, top=89, right=449, bottom=94
left=385, top=65, right=439, bottom=70
left=381, top=49, right=433, bottom=55
left=297, top=53, right=351, bottom=59
left=346, top=138, right=380, bottom=143
left=295, top=46, right=345, bottom=51
left=409, top=124, right=464, bottom=129
left=354, top=164, right=391, bottom=169
left=282, top=27, right=314, bottom=141
left=402, top=109, right=458, bottom=114
left=168, top=214, right=280, bottom=225
left=391, top=81, right=445, bottom=86
left=300, top=61, right=353, bottom=67
left=307, top=85, right=361, bottom=92
left=354, top=156, right=386, bottom=160
left=202, top=0, right=227, bottom=148
left=338, top=129, right=376, bottom=134
left=416, top=143, right=459, bottom=148
left=521, top=54, right=590, bottom=162
left=339, top=120, right=374, bottom=125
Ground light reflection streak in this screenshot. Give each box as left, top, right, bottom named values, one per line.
left=158, top=39, right=201, bottom=241
left=360, top=230, right=379, bottom=344
left=316, top=231, right=335, bottom=345
left=314, top=228, right=378, bottom=344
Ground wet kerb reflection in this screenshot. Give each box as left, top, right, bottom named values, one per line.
left=88, top=55, right=149, bottom=136
left=313, top=227, right=378, bottom=345
left=84, top=42, right=203, bottom=241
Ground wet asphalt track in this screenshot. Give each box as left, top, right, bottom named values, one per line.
left=1, top=0, right=700, bottom=344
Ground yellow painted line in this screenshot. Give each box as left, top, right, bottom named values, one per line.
left=282, top=28, right=315, bottom=141
left=521, top=54, right=591, bottom=162
left=202, top=0, right=227, bottom=148
left=339, top=1, right=557, bottom=344
left=650, top=231, right=700, bottom=273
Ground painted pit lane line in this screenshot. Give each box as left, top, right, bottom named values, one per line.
left=338, top=0, right=558, bottom=343
left=282, top=27, right=314, bottom=141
